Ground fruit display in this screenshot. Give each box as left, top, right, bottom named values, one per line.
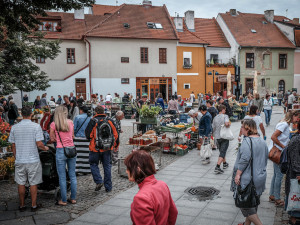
left=173, top=144, right=188, bottom=150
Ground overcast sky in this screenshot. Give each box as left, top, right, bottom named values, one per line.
left=95, top=0, right=300, bottom=19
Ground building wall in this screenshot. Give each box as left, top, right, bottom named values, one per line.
left=239, top=48, right=294, bottom=94
left=28, top=67, right=90, bottom=102
left=206, top=47, right=231, bottom=64
left=216, top=14, right=239, bottom=63
left=274, top=22, right=295, bottom=44
left=176, top=46, right=206, bottom=98
left=294, top=48, right=300, bottom=91
left=34, top=40, right=88, bottom=80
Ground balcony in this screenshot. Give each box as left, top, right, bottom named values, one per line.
left=183, top=64, right=192, bottom=69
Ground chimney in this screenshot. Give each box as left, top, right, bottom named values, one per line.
left=174, top=16, right=183, bottom=31
left=185, top=10, right=195, bottom=31
left=293, top=18, right=300, bottom=24
left=74, top=8, right=84, bottom=19
left=264, top=10, right=274, bottom=23
left=230, top=9, right=237, bottom=16
left=142, top=0, right=152, bottom=8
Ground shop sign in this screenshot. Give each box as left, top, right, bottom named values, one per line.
left=217, top=75, right=234, bottom=82
left=150, top=78, right=159, bottom=84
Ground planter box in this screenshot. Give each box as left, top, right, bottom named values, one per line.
left=140, top=117, right=157, bottom=124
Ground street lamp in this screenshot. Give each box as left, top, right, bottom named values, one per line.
left=208, top=70, right=219, bottom=93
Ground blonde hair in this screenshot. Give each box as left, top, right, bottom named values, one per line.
left=242, top=119, right=258, bottom=136
left=282, top=111, right=299, bottom=124
left=54, top=106, right=69, bottom=132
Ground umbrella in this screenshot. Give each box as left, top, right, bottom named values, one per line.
left=253, top=70, right=258, bottom=94
left=227, top=71, right=231, bottom=96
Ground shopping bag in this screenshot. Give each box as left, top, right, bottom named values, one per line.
left=210, top=136, right=214, bottom=148
left=286, top=179, right=300, bottom=212
left=200, top=143, right=212, bottom=159
left=220, top=125, right=234, bottom=141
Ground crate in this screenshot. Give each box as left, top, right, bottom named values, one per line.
left=140, top=117, right=157, bottom=124
left=176, top=148, right=188, bottom=156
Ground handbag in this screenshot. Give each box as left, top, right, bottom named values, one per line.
left=200, top=141, right=212, bottom=159
left=269, top=145, right=281, bottom=164
left=57, top=131, right=77, bottom=158
left=235, top=138, right=260, bottom=208
left=286, top=179, right=300, bottom=212
left=220, top=115, right=234, bottom=141
left=279, top=146, right=288, bottom=174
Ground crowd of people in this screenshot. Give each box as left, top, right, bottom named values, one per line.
left=1, top=89, right=300, bottom=225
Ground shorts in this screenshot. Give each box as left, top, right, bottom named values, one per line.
left=288, top=104, right=293, bottom=110
left=15, top=161, right=43, bottom=186
left=217, top=138, right=229, bottom=158
left=240, top=206, right=258, bottom=217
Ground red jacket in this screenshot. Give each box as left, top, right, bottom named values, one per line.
left=130, top=175, right=178, bottom=225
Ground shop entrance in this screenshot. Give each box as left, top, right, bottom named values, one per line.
left=75, top=78, right=86, bottom=100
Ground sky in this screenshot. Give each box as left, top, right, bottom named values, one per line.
left=95, top=0, right=300, bottom=19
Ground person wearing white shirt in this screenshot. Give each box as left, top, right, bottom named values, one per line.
left=263, top=94, right=273, bottom=126
left=189, top=92, right=195, bottom=103
left=105, top=94, right=112, bottom=103
left=287, top=91, right=297, bottom=110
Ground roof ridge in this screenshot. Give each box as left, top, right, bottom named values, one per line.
left=84, top=3, right=125, bottom=36
left=163, top=4, right=179, bottom=40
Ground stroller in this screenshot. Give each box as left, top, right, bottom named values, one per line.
left=25, top=146, right=70, bottom=201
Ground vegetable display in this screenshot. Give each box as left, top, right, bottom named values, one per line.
left=139, top=105, right=161, bottom=118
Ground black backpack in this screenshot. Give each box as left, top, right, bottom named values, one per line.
left=93, top=117, right=115, bottom=151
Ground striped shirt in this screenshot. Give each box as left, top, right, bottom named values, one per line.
left=9, top=119, right=44, bottom=164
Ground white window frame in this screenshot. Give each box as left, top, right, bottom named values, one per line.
left=183, top=52, right=192, bottom=64
left=184, top=83, right=190, bottom=89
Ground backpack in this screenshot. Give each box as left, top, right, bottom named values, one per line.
left=94, top=117, right=115, bottom=151
left=279, top=146, right=288, bottom=174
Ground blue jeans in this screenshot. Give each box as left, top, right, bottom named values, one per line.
left=264, top=109, right=272, bottom=125
left=56, top=148, right=77, bottom=202
left=269, top=163, right=283, bottom=200
left=89, top=151, right=112, bottom=191
left=278, top=99, right=282, bottom=106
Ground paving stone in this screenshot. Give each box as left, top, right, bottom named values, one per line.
left=0, top=211, right=16, bottom=221
left=93, top=205, right=128, bottom=216
left=6, top=202, right=19, bottom=211
left=104, top=198, right=132, bottom=208
left=176, top=206, right=204, bottom=217
left=191, top=216, right=233, bottom=225
left=0, top=216, right=35, bottom=225
left=16, top=210, right=36, bottom=218
left=68, top=221, right=98, bottom=225
left=175, top=215, right=196, bottom=225
left=34, top=211, right=70, bottom=225
left=0, top=202, right=7, bottom=211
left=75, top=212, right=116, bottom=224
left=108, top=215, right=132, bottom=225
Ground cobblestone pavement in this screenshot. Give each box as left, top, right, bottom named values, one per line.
left=0, top=120, right=180, bottom=224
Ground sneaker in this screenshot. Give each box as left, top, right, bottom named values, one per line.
left=19, top=206, right=26, bottom=212
left=214, top=166, right=224, bottom=174
left=95, top=183, right=103, bottom=191
left=31, top=204, right=42, bottom=212
left=105, top=188, right=112, bottom=193
left=202, top=158, right=210, bottom=165
left=223, top=162, right=229, bottom=169
left=212, top=147, right=217, bottom=151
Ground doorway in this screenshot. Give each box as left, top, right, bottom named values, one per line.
left=160, top=84, right=167, bottom=100
left=75, top=79, right=86, bottom=100
left=245, top=78, right=253, bottom=94
left=278, top=80, right=285, bottom=93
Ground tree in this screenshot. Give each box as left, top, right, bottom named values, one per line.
left=0, top=0, right=95, bottom=95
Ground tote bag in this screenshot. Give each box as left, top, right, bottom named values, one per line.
left=286, top=179, right=300, bottom=212
left=220, top=115, right=234, bottom=140
left=200, top=143, right=212, bottom=159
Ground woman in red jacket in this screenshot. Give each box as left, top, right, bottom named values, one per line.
left=124, top=151, right=178, bottom=225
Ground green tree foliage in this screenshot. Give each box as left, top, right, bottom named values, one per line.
left=0, top=0, right=95, bottom=95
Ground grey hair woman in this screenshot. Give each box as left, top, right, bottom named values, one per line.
left=231, top=119, right=268, bottom=225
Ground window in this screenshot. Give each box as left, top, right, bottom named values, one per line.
left=183, top=52, right=192, bottom=68
left=67, top=48, right=75, bottom=64
left=121, top=78, right=130, bottom=84
left=278, top=80, right=285, bottom=92
left=159, top=48, right=167, bottom=64
left=121, top=57, right=129, bottom=63
left=210, top=54, right=219, bottom=64
left=184, top=84, right=190, bottom=89
left=140, top=47, right=148, bottom=63
left=261, top=78, right=265, bottom=87
left=146, top=22, right=163, bottom=29
left=36, top=56, right=45, bottom=63
left=263, top=54, right=271, bottom=69
left=246, top=53, right=254, bottom=68
left=38, top=21, right=59, bottom=31
left=279, top=54, right=287, bottom=69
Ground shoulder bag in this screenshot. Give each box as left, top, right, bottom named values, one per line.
left=220, top=115, right=234, bottom=141
left=57, top=131, right=77, bottom=158
left=235, top=138, right=260, bottom=208
left=269, top=144, right=281, bottom=164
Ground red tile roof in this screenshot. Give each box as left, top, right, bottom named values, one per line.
left=176, top=23, right=208, bottom=45
left=274, top=16, right=300, bottom=26
left=85, top=4, right=178, bottom=40
left=220, top=12, right=295, bottom=48
left=295, top=29, right=300, bottom=47
left=92, top=4, right=120, bottom=16
left=38, top=12, right=108, bottom=40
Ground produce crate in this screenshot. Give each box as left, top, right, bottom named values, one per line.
left=176, top=148, right=188, bottom=156
left=140, top=117, right=157, bottom=124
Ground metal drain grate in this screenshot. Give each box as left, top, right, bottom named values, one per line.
left=185, top=186, right=220, bottom=201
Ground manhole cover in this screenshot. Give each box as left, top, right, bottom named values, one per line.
left=184, top=186, right=220, bottom=201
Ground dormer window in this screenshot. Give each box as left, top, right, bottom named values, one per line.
left=251, top=29, right=257, bottom=33
left=38, top=20, right=61, bottom=32
left=147, top=22, right=163, bottom=29
left=123, top=23, right=130, bottom=29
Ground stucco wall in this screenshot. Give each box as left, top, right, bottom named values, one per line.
left=275, top=22, right=295, bottom=44
left=28, top=67, right=90, bottom=102
left=88, top=38, right=177, bottom=79
left=294, top=49, right=300, bottom=91
left=239, top=48, right=294, bottom=94
left=206, top=47, right=231, bottom=64
left=216, top=14, right=239, bottom=63
left=35, top=40, right=88, bottom=80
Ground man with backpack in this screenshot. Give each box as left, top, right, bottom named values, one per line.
left=85, top=106, right=119, bottom=192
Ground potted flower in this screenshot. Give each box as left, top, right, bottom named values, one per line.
left=138, top=105, right=161, bottom=124
left=0, top=132, right=10, bottom=153
left=55, top=25, right=62, bottom=31
left=45, top=23, right=51, bottom=30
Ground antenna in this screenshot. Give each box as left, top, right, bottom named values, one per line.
left=286, top=9, right=288, bottom=18
left=116, top=0, right=118, bottom=6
